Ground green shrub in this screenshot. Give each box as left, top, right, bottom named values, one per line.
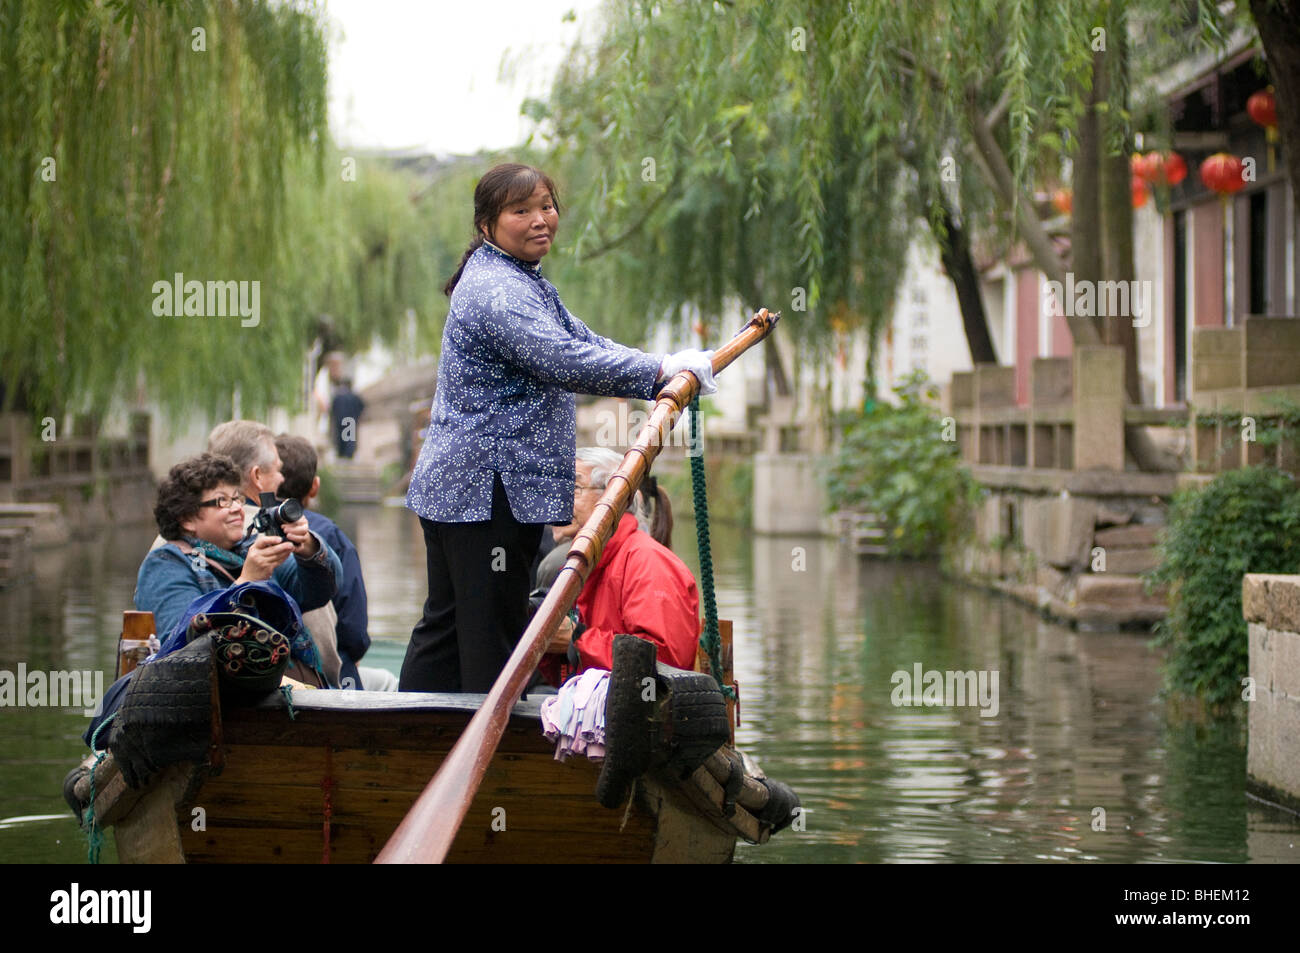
left=1151, top=466, right=1300, bottom=712
left=825, top=371, right=978, bottom=557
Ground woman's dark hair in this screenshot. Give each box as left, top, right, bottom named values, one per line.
left=638, top=474, right=674, bottom=549
left=443, top=163, right=561, bottom=296
left=154, top=452, right=242, bottom=541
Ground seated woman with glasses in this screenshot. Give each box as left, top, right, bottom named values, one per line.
left=134, top=452, right=342, bottom=660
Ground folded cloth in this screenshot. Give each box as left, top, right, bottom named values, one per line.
left=540, top=668, right=610, bottom=762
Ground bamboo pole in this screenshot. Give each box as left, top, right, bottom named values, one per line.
left=376, top=308, right=780, bottom=864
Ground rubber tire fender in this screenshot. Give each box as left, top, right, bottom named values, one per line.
left=756, top=778, right=801, bottom=833
left=595, top=634, right=657, bottom=809
left=657, top=670, right=730, bottom=778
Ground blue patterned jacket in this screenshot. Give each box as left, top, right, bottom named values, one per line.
left=406, top=243, right=663, bottom=524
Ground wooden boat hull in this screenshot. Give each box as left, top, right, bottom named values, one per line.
left=83, top=691, right=738, bottom=864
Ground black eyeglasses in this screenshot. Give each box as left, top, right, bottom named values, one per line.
left=197, top=494, right=243, bottom=511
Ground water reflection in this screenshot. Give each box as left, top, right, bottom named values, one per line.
left=0, top=506, right=1294, bottom=864
left=727, top=534, right=1296, bottom=863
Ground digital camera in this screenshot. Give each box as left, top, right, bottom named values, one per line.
left=248, top=491, right=303, bottom=540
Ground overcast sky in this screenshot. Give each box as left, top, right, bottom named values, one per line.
left=326, top=0, right=607, bottom=156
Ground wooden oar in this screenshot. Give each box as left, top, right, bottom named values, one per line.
left=375, top=308, right=781, bottom=864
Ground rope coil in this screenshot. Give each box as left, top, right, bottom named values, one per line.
left=689, top=396, right=735, bottom=700
left=84, top=711, right=117, bottom=864
left=279, top=684, right=297, bottom=720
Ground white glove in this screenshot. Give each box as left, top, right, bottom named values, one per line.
left=658, top=348, right=717, bottom=396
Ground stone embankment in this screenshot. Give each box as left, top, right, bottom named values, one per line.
left=948, top=469, right=1171, bottom=630
left=1243, top=574, right=1300, bottom=813
left=0, top=503, right=69, bottom=587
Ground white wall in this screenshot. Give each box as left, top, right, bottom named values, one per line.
left=871, top=239, right=973, bottom=405
left=1133, top=202, right=1167, bottom=406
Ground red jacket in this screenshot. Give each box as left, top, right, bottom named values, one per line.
left=573, top=513, right=701, bottom=672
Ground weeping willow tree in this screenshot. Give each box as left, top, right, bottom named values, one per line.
left=2, top=0, right=450, bottom=427
left=528, top=0, right=1239, bottom=422
left=0, top=0, right=329, bottom=418
left=531, top=1, right=911, bottom=387
left=276, top=148, right=452, bottom=359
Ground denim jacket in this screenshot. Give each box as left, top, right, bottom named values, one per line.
left=133, top=533, right=342, bottom=641
left=406, top=242, right=663, bottom=524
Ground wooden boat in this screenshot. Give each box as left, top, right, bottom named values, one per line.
left=66, top=616, right=796, bottom=864
left=66, top=310, right=794, bottom=863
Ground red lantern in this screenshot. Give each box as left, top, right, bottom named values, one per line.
left=1247, top=87, right=1279, bottom=172
left=1247, top=87, right=1277, bottom=130
left=1051, top=188, right=1072, bottom=215
left=1136, top=151, right=1187, bottom=187
left=1200, top=153, right=1246, bottom=195
left=1131, top=175, right=1149, bottom=209
left=1132, top=152, right=1160, bottom=183
left=1160, top=151, right=1187, bottom=186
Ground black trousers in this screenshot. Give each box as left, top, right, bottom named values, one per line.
left=399, top=473, right=544, bottom=693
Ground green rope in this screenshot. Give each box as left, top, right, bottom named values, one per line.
left=689, top=396, right=735, bottom=699
left=279, top=684, right=297, bottom=720
left=84, top=711, right=117, bottom=865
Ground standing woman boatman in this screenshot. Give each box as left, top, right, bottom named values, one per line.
left=400, top=163, right=715, bottom=693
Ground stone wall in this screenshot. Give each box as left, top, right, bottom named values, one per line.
left=1190, top=317, right=1300, bottom=474
left=0, top=503, right=69, bottom=588
left=947, top=468, right=1173, bottom=630
left=1242, top=573, right=1300, bottom=812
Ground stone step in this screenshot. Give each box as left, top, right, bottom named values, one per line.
left=0, top=503, right=62, bottom=516
left=0, top=545, right=32, bottom=586
left=0, top=504, right=69, bottom=547
left=1075, top=573, right=1167, bottom=612
left=332, top=466, right=383, bottom=503
left=1073, top=572, right=1168, bottom=628
left=1075, top=573, right=1161, bottom=600
left=339, top=490, right=381, bottom=504
left=1095, top=548, right=1161, bottom=574
left=0, top=526, right=29, bottom=547
left=832, top=511, right=892, bottom=556
left=1094, top=524, right=1162, bottom=548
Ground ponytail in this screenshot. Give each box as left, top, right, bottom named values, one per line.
left=637, top=475, right=674, bottom=549
left=444, top=235, right=485, bottom=296
left=651, top=485, right=673, bottom=549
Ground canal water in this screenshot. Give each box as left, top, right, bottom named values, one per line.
left=1, top=504, right=1296, bottom=863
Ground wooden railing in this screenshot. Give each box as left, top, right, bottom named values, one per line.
left=0, top=411, right=151, bottom=501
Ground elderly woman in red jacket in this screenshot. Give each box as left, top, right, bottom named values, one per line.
left=546, top=447, right=701, bottom=675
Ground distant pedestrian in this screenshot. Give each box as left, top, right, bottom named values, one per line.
left=331, top=379, right=364, bottom=459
